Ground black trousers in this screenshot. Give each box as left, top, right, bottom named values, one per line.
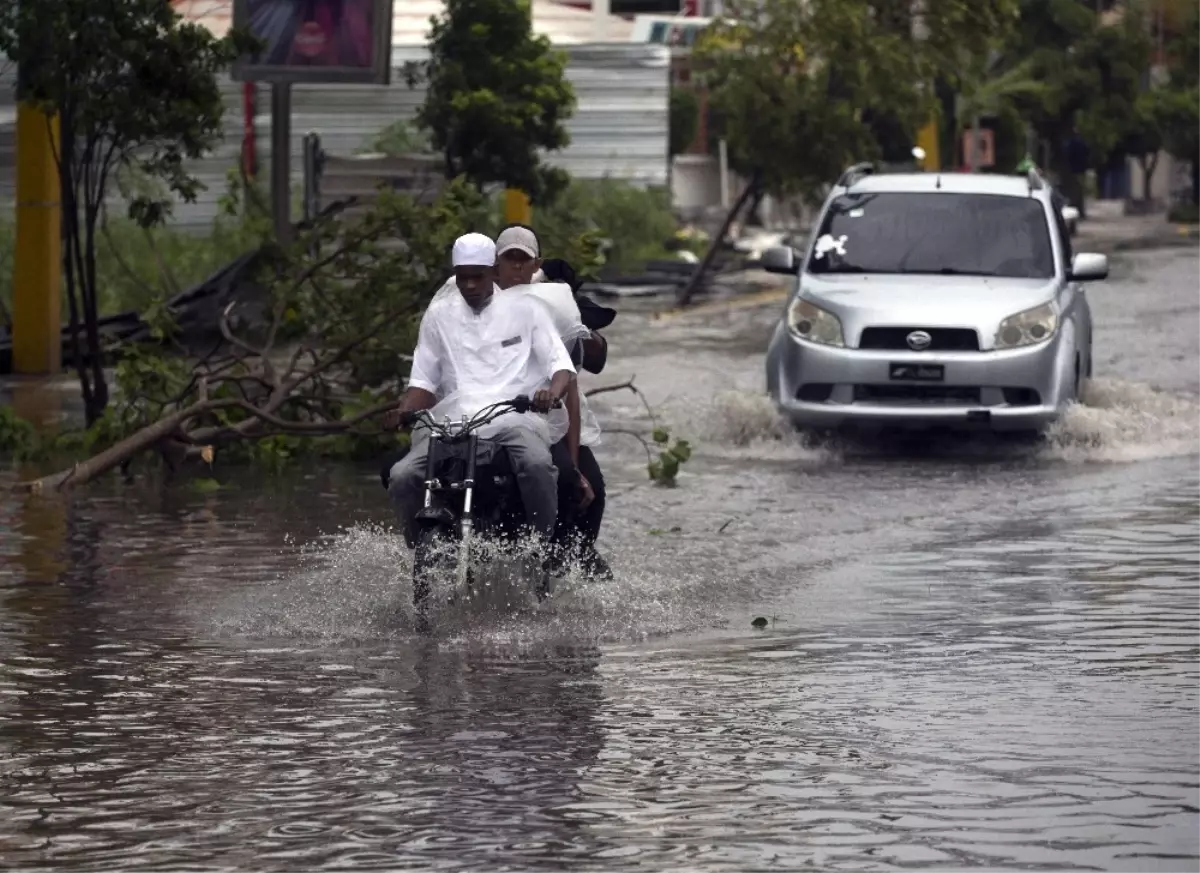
left=550, top=441, right=606, bottom=552
left=574, top=445, right=605, bottom=549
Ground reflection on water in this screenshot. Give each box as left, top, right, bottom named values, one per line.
left=0, top=461, right=1196, bottom=872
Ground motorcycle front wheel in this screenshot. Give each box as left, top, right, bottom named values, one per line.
left=412, top=526, right=455, bottom=622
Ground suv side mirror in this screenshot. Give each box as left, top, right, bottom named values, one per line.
left=761, top=246, right=798, bottom=275
left=1070, top=252, right=1108, bottom=282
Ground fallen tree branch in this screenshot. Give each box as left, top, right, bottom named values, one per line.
left=584, top=378, right=636, bottom=398
left=15, top=395, right=405, bottom=494
left=585, top=376, right=659, bottom=428
left=18, top=397, right=236, bottom=493
left=605, top=427, right=655, bottom=465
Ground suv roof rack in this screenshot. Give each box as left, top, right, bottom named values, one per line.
left=837, top=162, right=876, bottom=189
left=1025, top=167, right=1046, bottom=193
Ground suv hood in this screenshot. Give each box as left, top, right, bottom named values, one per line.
left=799, top=273, right=1058, bottom=349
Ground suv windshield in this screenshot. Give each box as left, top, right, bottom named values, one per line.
left=807, top=191, right=1055, bottom=279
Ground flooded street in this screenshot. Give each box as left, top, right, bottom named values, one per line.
left=1, top=248, right=1197, bottom=871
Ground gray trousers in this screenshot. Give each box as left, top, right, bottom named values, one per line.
left=388, top=423, right=560, bottom=541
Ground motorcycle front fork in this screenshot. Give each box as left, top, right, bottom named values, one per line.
left=456, top=434, right=480, bottom=589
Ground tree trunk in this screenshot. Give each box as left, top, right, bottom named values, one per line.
left=82, top=202, right=109, bottom=420
left=1139, top=155, right=1158, bottom=203
left=744, top=186, right=766, bottom=227
left=57, top=124, right=95, bottom=419
left=675, top=171, right=762, bottom=307
left=17, top=399, right=222, bottom=494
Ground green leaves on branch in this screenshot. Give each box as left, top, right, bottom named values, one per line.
left=648, top=427, right=692, bottom=487
left=0, top=0, right=252, bottom=230
left=0, top=407, right=37, bottom=462
left=406, top=0, right=576, bottom=204
left=669, top=89, right=701, bottom=158
left=14, top=179, right=495, bottom=490
left=0, top=0, right=252, bottom=425
left=693, top=0, right=991, bottom=198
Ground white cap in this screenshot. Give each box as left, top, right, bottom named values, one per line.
left=496, top=225, right=539, bottom=259
left=452, top=232, right=496, bottom=267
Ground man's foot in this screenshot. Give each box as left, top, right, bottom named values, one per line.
left=579, top=549, right=614, bottom=582
left=535, top=567, right=553, bottom=602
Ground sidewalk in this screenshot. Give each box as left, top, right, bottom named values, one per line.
left=1074, top=200, right=1199, bottom=254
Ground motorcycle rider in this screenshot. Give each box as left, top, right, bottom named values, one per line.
left=383, top=232, right=576, bottom=554
left=493, top=224, right=614, bottom=580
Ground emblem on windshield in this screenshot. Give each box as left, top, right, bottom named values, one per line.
left=906, top=330, right=933, bottom=351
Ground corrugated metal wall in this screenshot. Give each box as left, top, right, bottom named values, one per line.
left=0, top=43, right=669, bottom=231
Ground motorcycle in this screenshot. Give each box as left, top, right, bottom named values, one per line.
left=398, top=396, right=557, bottom=624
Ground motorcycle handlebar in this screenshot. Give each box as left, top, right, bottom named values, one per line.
left=400, top=394, right=561, bottom=436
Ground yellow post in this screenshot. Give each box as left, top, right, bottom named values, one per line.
left=916, top=115, right=941, bottom=172
left=503, top=188, right=532, bottom=225
left=12, top=103, right=62, bottom=375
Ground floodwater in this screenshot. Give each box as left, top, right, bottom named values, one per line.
left=1, top=249, right=1197, bottom=872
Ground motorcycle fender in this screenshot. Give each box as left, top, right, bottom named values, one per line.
left=414, top=506, right=457, bottom=528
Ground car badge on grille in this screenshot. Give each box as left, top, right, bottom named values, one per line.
left=906, top=330, right=933, bottom=351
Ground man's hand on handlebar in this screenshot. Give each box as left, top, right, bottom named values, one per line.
left=384, top=407, right=424, bottom=431
left=531, top=388, right=564, bottom=413
left=384, top=387, right=436, bottom=431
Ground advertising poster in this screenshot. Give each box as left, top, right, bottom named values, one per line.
left=232, top=0, right=394, bottom=84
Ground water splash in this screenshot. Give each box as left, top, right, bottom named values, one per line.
left=668, top=380, right=1197, bottom=467
left=204, top=521, right=716, bottom=648
left=1042, top=378, right=1200, bottom=463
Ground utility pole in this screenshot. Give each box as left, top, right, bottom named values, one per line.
left=270, top=83, right=293, bottom=246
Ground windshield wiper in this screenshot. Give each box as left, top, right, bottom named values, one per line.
left=809, top=264, right=874, bottom=274
left=906, top=268, right=999, bottom=276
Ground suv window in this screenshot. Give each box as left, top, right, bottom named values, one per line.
left=807, top=191, right=1056, bottom=279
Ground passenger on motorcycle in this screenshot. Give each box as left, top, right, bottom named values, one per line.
left=383, top=232, right=577, bottom=551
left=492, top=224, right=614, bottom=579
left=535, top=253, right=617, bottom=577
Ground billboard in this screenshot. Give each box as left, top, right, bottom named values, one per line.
left=232, top=0, right=394, bottom=84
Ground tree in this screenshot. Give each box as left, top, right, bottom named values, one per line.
left=1162, top=0, right=1199, bottom=204
left=679, top=0, right=1016, bottom=304
left=695, top=0, right=930, bottom=201
left=1003, top=0, right=1151, bottom=184
left=1077, top=6, right=1154, bottom=168
left=406, top=0, right=577, bottom=204
left=0, top=0, right=251, bottom=426
left=669, top=88, right=701, bottom=158
left=1120, top=87, right=1172, bottom=201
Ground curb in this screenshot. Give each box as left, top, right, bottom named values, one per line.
left=652, top=286, right=789, bottom=322
left=1078, top=224, right=1199, bottom=254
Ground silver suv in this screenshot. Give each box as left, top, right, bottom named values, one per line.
left=763, top=166, right=1108, bottom=434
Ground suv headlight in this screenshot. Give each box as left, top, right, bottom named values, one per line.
left=787, top=298, right=844, bottom=347
left=995, top=302, right=1058, bottom=349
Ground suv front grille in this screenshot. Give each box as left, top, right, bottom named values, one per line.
left=859, top=327, right=980, bottom=352
left=854, top=384, right=982, bottom=404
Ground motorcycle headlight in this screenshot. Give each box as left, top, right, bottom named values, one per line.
left=787, top=298, right=845, bottom=347
left=995, top=302, right=1058, bottom=349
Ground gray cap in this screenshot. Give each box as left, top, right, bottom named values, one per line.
left=496, top=226, right=539, bottom=259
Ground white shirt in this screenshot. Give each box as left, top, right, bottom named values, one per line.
left=409, top=289, right=577, bottom=443
left=428, top=276, right=603, bottom=446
